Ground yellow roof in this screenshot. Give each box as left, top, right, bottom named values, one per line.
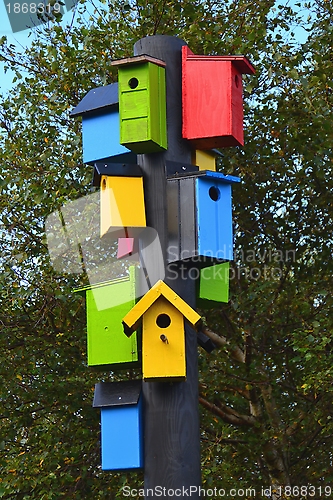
left=122, top=280, right=201, bottom=336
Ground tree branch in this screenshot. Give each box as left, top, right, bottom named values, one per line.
left=199, top=395, right=257, bottom=427
left=201, top=325, right=245, bottom=363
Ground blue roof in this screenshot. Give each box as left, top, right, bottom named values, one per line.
left=168, top=170, right=240, bottom=183
left=202, top=170, right=240, bottom=183
left=70, top=82, right=119, bottom=117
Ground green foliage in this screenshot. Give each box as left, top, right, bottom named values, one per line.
left=1, top=0, right=333, bottom=496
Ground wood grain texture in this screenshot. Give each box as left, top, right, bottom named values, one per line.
left=199, top=262, right=229, bottom=303
left=142, top=296, right=186, bottom=381
left=82, top=111, right=130, bottom=164
left=100, top=176, right=146, bottom=237
left=111, top=54, right=166, bottom=68
left=100, top=397, right=143, bottom=470
left=196, top=178, right=233, bottom=260
left=119, top=62, right=167, bottom=152
left=192, top=150, right=216, bottom=171
left=182, top=45, right=251, bottom=148
left=134, top=35, right=201, bottom=498
left=86, top=267, right=138, bottom=367
left=122, top=279, right=201, bottom=333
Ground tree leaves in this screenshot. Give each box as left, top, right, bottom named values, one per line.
left=1, top=0, right=333, bottom=496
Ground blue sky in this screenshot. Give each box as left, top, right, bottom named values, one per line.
left=0, top=1, right=30, bottom=94
left=0, top=2, right=78, bottom=95
left=0, top=0, right=311, bottom=96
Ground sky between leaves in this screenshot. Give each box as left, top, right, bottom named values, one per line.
left=0, top=0, right=311, bottom=96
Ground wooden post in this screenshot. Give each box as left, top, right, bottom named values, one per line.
left=134, top=35, right=201, bottom=498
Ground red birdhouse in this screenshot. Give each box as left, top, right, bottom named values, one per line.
left=182, top=46, right=255, bottom=149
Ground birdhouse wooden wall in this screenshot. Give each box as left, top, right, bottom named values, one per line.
left=116, top=55, right=167, bottom=153
left=84, top=267, right=139, bottom=368
left=142, top=296, right=186, bottom=381
left=197, top=262, right=230, bottom=308
left=70, top=83, right=136, bottom=165
left=192, top=150, right=216, bottom=171
left=167, top=171, right=240, bottom=263
left=93, top=380, right=143, bottom=470
left=81, top=110, right=133, bottom=165
left=182, top=46, right=255, bottom=149
left=100, top=175, right=146, bottom=238
left=122, top=280, right=201, bottom=382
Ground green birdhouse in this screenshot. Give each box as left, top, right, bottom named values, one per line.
left=77, top=267, right=139, bottom=369
left=112, top=55, right=167, bottom=154
left=197, top=262, right=230, bottom=308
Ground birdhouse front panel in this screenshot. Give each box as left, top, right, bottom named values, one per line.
left=166, top=175, right=196, bottom=263
left=198, top=262, right=229, bottom=308
left=93, top=380, right=143, bottom=470
left=101, top=401, right=143, bottom=470
left=100, top=176, right=146, bottom=238
left=85, top=269, right=138, bottom=368
left=182, top=46, right=255, bottom=149
left=70, top=82, right=136, bottom=165
left=142, top=296, right=186, bottom=381
left=82, top=111, right=132, bottom=165
left=196, top=177, right=233, bottom=260
left=118, top=61, right=167, bottom=153
left=166, top=171, right=240, bottom=263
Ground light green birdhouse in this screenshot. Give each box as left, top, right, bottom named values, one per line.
left=112, top=55, right=167, bottom=154
left=77, top=267, right=139, bottom=369
left=198, top=262, right=230, bottom=308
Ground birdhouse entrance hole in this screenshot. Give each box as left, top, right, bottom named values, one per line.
left=208, top=186, right=220, bottom=202
left=128, top=77, right=139, bottom=89
left=156, top=313, right=171, bottom=328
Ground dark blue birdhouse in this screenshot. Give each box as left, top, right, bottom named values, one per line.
left=167, top=171, right=240, bottom=263
left=93, top=380, right=143, bottom=471
left=70, top=83, right=136, bottom=165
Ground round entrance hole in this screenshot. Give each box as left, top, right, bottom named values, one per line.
left=128, top=77, right=139, bottom=89
left=156, top=313, right=171, bottom=329
left=208, top=186, right=220, bottom=202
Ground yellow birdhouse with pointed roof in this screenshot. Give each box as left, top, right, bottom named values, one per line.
left=122, top=280, right=201, bottom=382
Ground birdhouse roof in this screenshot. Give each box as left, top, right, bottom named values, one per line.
left=182, top=46, right=255, bottom=74
left=92, top=162, right=143, bottom=186
left=93, top=380, right=141, bottom=408
left=122, top=280, right=202, bottom=336
left=111, top=54, right=166, bottom=69
left=168, top=170, right=240, bottom=184
left=200, top=170, right=240, bottom=183
left=70, top=82, right=119, bottom=117
left=74, top=270, right=135, bottom=296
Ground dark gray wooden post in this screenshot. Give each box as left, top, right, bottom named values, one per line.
left=134, top=35, right=201, bottom=498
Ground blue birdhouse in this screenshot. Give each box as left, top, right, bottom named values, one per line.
left=70, top=83, right=136, bottom=165
left=167, top=171, right=240, bottom=263
left=93, top=380, right=143, bottom=471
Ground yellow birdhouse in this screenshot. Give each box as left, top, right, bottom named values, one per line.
left=192, top=150, right=216, bottom=171
left=100, top=175, right=146, bottom=238
left=122, top=280, right=201, bottom=382
left=191, top=149, right=225, bottom=172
